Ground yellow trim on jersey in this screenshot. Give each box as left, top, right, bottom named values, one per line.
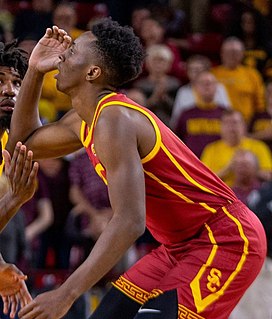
left=144, top=170, right=194, bottom=203
left=112, top=276, right=150, bottom=305
left=0, top=131, right=9, bottom=176
left=81, top=96, right=217, bottom=212
left=161, top=143, right=216, bottom=196
left=143, top=170, right=217, bottom=213
left=190, top=207, right=249, bottom=313
left=92, top=100, right=162, bottom=163
left=178, top=304, right=206, bottom=319
left=80, top=92, right=117, bottom=147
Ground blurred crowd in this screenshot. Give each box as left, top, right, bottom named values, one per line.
left=1, top=0, right=272, bottom=318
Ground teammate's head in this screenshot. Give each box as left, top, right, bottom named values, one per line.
left=0, top=41, right=28, bottom=79
left=90, top=18, right=145, bottom=87
left=0, top=40, right=28, bottom=130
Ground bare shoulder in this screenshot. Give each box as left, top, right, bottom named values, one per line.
left=94, top=105, right=156, bottom=159
left=95, top=105, right=149, bottom=139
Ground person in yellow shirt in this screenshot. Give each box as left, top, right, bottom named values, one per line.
left=212, top=37, right=265, bottom=123
left=201, top=109, right=272, bottom=186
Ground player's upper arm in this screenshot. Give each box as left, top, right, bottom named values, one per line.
left=94, top=106, right=146, bottom=235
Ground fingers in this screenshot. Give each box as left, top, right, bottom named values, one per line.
left=2, top=149, right=11, bottom=172
left=27, top=161, right=39, bottom=189
left=19, top=282, right=33, bottom=308
left=2, top=295, right=10, bottom=314
left=19, top=150, right=34, bottom=186
left=9, top=294, right=18, bottom=319
left=8, top=141, right=22, bottom=181
left=6, top=142, right=37, bottom=183
left=13, top=144, right=28, bottom=185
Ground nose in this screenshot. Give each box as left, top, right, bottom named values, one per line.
left=1, top=82, right=16, bottom=97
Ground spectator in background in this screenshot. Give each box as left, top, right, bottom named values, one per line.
left=169, top=0, right=210, bottom=34
left=41, top=2, right=85, bottom=121
left=229, top=177, right=272, bottom=319
left=13, top=0, right=53, bottom=42
left=138, top=17, right=185, bottom=80
left=249, top=80, right=272, bottom=150
left=0, top=0, right=14, bottom=42
left=212, top=37, right=265, bottom=123
left=227, top=9, right=272, bottom=76
left=231, top=149, right=262, bottom=204
left=171, top=54, right=231, bottom=129
left=133, top=44, right=180, bottom=126
left=130, top=6, right=151, bottom=36
left=175, top=71, right=225, bottom=158
left=201, top=109, right=272, bottom=186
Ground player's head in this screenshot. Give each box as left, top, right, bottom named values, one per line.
left=90, top=18, right=145, bottom=87
left=0, top=40, right=28, bottom=130
left=57, top=18, right=145, bottom=93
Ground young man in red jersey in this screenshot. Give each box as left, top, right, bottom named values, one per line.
left=7, top=19, right=266, bottom=319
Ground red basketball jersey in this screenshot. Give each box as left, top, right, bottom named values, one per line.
left=81, top=93, right=238, bottom=245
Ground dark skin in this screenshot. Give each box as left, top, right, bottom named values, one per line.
left=0, top=142, right=38, bottom=318
left=0, top=66, right=21, bottom=164
left=0, top=61, right=37, bottom=318
left=7, top=27, right=156, bottom=319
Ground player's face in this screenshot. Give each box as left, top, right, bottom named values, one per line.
left=56, top=32, right=98, bottom=93
left=0, top=66, right=21, bottom=130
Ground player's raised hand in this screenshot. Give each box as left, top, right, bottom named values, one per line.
left=3, top=142, right=39, bottom=208
left=29, top=25, right=72, bottom=73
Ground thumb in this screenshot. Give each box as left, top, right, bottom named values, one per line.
left=2, top=150, right=11, bottom=172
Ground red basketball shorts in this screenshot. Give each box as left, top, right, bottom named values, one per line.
left=113, top=201, right=266, bottom=319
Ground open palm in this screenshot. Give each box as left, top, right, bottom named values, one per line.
left=29, top=26, right=72, bottom=73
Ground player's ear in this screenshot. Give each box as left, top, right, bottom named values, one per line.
left=86, top=66, right=101, bottom=81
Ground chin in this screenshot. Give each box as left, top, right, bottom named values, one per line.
left=56, top=81, right=65, bottom=93
left=0, top=115, right=11, bottom=130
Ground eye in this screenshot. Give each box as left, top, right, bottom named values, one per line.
left=13, top=80, right=21, bottom=87
left=69, top=47, right=75, bottom=55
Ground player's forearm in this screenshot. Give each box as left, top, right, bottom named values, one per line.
left=0, top=191, right=22, bottom=232
left=60, top=215, right=144, bottom=302
left=7, top=66, right=44, bottom=153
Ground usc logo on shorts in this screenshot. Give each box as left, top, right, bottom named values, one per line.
left=207, top=268, right=222, bottom=292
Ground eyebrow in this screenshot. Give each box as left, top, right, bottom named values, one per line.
left=0, top=71, right=21, bottom=78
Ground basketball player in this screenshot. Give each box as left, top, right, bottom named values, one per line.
left=7, top=20, right=266, bottom=319
left=0, top=142, right=38, bottom=317
left=0, top=41, right=34, bottom=317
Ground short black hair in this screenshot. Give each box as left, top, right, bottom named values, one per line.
left=91, top=18, right=145, bottom=88
left=0, top=40, right=28, bottom=79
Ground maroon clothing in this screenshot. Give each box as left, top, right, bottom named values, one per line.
left=21, top=171, right=50, bottom=225
left=80, top=92, right=266, bottom=317
left=68, top=151, right=110, bottom=209
left=175, top=105, right=225, bottom=158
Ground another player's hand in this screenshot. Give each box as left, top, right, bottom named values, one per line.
left=3, top=142, right=39, bottom=207
left=29, top=25, right=72, bottom=73
left=19, top=287, right=73, bottom=319
left=0, top=262, right=32, bottom=318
